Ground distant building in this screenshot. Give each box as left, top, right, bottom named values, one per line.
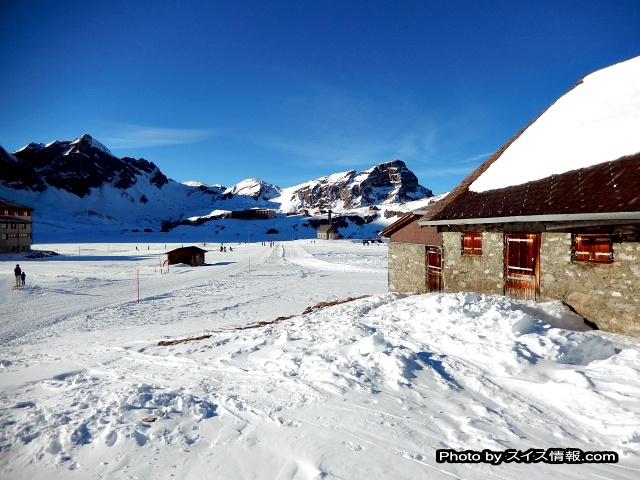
left=316, top=224, right=340, bottom=240
left=229, top=209, right=276, bottom=220
left=0, top=198, right=33, bottom=254
left=166, top=246, right=207, bottom=266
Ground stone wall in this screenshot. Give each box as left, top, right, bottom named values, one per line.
left=388, top=242, right=427, bottom=294
left=540, top=233, right=640, bottom=336
left=389, top=228, right=640, bottom=337
left=442, top=232, right=504, bottom=294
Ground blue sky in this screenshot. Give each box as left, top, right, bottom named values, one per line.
left=1, top=0, right=639, bottom=194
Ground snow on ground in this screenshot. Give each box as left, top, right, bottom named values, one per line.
left=1, top=239, right=640, bottom=479
left=470, top=55, right=640, bottom=192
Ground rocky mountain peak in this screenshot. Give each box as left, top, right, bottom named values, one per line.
left=3, top=135, right=168, bottom=197
left=282, top=159, right=432, bottom=211
left=1, top=135, right=434, bottom=229
left=222, top=178, right=282, bottom=201
left=71, top=134, right=114, bottom=157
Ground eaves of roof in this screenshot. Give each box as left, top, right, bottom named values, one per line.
left=422, top=153, right=640, bottom=224
left=166, top=246, right=208, bottom=254
left=0, top=198, right=34, bottom=210
left=379, top=213, right=417, bottom=237
left=0, top=216, right=31, bottom=223
left=419, top=211, right=640, bottom=226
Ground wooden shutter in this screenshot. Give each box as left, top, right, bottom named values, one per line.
left=573, top=234, right=613, bottom=263
left=462, top=232, right=482, bottom=255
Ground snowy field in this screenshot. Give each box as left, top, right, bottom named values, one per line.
left=1, top=239, right=640, bottom=480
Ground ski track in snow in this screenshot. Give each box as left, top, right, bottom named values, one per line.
left=1, top=240, right=639, bottom=479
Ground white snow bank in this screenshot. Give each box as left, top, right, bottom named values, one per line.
left=1, top=241, right=639, bottom=479
left=512, top=316, right=616, bottom=365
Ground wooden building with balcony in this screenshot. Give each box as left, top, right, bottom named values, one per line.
left=0, top=198, right=33, bottom=253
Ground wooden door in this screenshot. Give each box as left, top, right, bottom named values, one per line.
left=426, top=246, right=443, bottom=293
left=504, top=233, right=540, bottom=300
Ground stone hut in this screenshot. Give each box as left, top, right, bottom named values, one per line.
left=316, top=224, right=340, bottom=240
left=385, top=56, right=640, bottom=337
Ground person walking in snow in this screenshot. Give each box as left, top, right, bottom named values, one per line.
left=14, top=264, right=21, bottom=288
left=21, top=271, right=26, bottom=286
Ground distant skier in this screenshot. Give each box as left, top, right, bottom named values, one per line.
left=21, top=271, right=26, bottom=286
left=14, top=264, right=21, bottom=287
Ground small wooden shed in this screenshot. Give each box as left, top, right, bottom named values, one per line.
left=166, top=246, right=207, bottom=266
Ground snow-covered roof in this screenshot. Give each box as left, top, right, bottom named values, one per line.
left=470, top=55, right=640, bottom=193
left=420, top=56, right=640, bottom=225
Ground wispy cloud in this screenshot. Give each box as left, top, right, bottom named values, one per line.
left=418, top=166, right=477, bottom=178
left=103, top=124, right=220, bottom=149
left=416, top=151, right=491, bottom=179
left=248, top=132, right=393, bottom=170
left=460, top=152, right=493, bottom=164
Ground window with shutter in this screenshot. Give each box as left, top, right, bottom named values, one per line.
left=572, top=234, right=613, bottom=264
left=462, top=232, right=482, bottom=256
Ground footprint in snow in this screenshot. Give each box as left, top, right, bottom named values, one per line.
left=342, top=441, right=364, bottom=451
left=133, top=430, right=149, bottom=446
left=104, top=430, right=118, bottom=447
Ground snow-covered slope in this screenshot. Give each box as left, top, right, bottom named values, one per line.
left=1, top=240, right=638, bottom=479
left=470, top=55, right=640, bottom=192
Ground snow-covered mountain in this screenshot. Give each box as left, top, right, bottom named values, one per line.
left=277, top=160, right=432, bottom=213
left=0, top=134, right=435, bottom=239
left=2, top=135, right=169, bottom=196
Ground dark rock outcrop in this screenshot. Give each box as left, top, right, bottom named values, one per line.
left=288, top=160, right=432, bottom=210
left=3, top=134, right=168, bottom=197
